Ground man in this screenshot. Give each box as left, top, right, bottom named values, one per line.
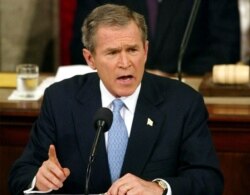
left=9, top=4, right=223, bottom=195
left=70, top=0, right=240, bottom=75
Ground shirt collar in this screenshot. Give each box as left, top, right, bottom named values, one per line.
left=100, top=80, right=141, bottom=114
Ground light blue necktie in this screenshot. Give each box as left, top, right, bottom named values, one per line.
left=108, top=99, right=128, bottom=182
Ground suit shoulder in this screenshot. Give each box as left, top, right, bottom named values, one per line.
left=145, top=73, right=199, bottom=96
left=45, top=72, right=98, bottom=95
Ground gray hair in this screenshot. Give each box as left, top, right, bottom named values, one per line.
left=81, top=4, right=148, bottom=53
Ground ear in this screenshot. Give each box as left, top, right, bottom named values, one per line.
left=143, top=40, right=149, bottom=63
left=82, top=48, right=96, bottom=70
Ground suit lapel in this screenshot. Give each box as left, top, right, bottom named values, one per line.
left=121, top=73, right=166, bottom=177
left=71, top=74, right=111, bottom=187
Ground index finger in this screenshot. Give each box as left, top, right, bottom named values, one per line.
left=48, top=144, right=61, bottom=168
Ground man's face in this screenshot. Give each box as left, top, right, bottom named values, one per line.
left=83, top=22, right=148, bottom=97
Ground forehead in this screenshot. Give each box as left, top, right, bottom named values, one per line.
left=94, top=22, right=142, bottom=46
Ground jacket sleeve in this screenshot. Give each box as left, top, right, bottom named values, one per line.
left=8, top=89, right=56, bottom=195
left=165, top=93, right=224, bottom=195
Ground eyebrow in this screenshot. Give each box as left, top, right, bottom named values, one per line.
left=106, top=43, right=139, bottom=51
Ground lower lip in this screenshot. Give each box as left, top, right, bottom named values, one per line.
left=117, top=77, right=134, bottom=85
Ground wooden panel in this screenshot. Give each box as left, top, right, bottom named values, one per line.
left=0, top=116, right=35, bottom=146
left=218, top=152, right=250, bottom=195
left=0, top=147, right=25, bottom=195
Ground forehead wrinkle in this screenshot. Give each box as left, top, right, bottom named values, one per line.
left=95, top=22, right=142, bottom=52
left=108, top=42, right=138, bottom=49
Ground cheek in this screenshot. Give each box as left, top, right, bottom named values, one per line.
left=97, top=65, right=114, bottom=80
left=134, top=56, right=146, bottom=69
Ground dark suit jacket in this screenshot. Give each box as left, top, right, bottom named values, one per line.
left=70, top=0, right=240, bottom=75
left=9, top=72, right=223, bottom=195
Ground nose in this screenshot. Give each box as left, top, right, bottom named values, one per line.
left=118, top=52, right=131, bottom=68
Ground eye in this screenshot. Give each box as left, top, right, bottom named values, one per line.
left=110, top=51, right=117, bottom=55
left=128, top=47, right=138, bottom=53
left=107, top=50, right=118, bottom=55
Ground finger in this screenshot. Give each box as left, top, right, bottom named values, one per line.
left=107, top=178, right=126, bottom=195
left=118, top=183, right=132, bottom=194
left=36, top=167, right=52, bottom=191
left=63, top=168, right=70, bottom=177
left=41, top=169, right=63, bottom=190
left=44, top=160, right=68, bottom=182
left=36, top=164, right=63, bottom=191
left=48, top=145, right=70, bottom=178
left=48, top=145, right=61, bottom=167
left=126, top=187, right=140, bottom=195
left=36, top=176, right=54, bottom=191
left=108, top=173, right=140, bottom=195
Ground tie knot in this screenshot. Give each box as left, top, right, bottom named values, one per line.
left=112, top=99, right=124, bottom=113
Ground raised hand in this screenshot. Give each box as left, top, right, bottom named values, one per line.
left=35, top=144, right=70, bottom=191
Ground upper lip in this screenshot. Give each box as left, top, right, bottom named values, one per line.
left=117, top=74, right=133, bottom=79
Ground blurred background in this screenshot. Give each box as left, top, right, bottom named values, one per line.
left=0, top=0, right=59, bottom=72
left=0, top=0, right=249, bottom=73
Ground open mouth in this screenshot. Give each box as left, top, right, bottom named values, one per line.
left=118, top=75, right=133, bottom=81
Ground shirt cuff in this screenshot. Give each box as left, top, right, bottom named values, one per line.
left=23, top=176, right=53, bottom=194
left=153, top=178, right=172, bottom=195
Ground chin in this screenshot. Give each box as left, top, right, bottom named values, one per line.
left=117, top=91, right=135, bottom=98
left=113, top=85, right=137, bottom=97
